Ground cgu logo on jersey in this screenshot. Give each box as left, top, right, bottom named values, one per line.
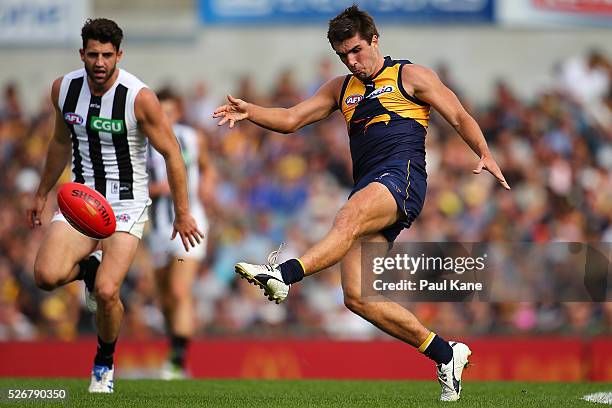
left=366, top=85, right=394, bottom=99
left=64, top=112, right=84, bottom=125
left=90, top=116, right=125, bottom=134
left=345, top=94, right=364, bottom=106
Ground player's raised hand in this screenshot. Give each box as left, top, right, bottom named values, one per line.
left=473, top=154, right=511, bottom=190
left=171, top=212, right=205, bottom=252
left=212, top=94, right=248, bottom=128
left=26, top=194, right=47, bottom=228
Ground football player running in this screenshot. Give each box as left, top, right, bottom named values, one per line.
left=26, top=19, right=203, bottom=393
left=146, top=89, right=211, bottom=379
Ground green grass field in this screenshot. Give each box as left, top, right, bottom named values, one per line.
left=1, top=379, right=611, bottom=407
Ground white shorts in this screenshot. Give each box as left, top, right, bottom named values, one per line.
left=52, top=200, right=150, bottom=240
left=145, top=208, right=208, bottom=268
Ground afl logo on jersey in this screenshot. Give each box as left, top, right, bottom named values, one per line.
left=345, top=94, right=363, bottom=106
left=64, top=112, right=84, bottom=125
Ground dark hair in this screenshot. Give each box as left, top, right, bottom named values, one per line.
left=156, top=87, right=178, bottom=102
left=327, top=4, right=379, bottom=46
left=81, top=18, right=123, bottom=51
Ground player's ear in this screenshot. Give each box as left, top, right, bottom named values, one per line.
left=116, top=49, right=123, bottom=62
left=79, top=48, right=85, bottom=62
left=371, top=35, right=379, bottom=47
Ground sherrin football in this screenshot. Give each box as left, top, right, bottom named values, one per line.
left=57, top=182, right=116, bottom=239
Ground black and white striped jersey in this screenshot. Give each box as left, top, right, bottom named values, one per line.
left=147, top=123, right=206, bottom=231
left=58, top=68, right=149, bottom=204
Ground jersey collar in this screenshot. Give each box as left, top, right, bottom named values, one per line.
left=363, top=56, right=392, bottom=84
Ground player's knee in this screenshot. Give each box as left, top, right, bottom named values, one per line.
left=169, top=282, right=192, bottom=303
left=333, top=207, right=361, bottom=241
left=34, top=274, right=57, bottom=291
left=343, top=290, right=366, bottom=316
left=95, top=282, right=120, bottom=306
left=33, top=264, right=59, bottom=291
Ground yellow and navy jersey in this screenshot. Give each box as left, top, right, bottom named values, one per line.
left=337, top=56, right=430, bottom=183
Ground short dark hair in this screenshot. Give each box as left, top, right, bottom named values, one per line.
left=81, top=18, right=123, bottom=51
left=327, top=5, right=379, bottom=46
left=156, top=87, right=178, bottom=102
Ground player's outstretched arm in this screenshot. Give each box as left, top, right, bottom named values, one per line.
left=27, top=78, right=73, bottom=228
left=135, top=88, right=204, bottom=250
left=213, top=76, right=344, bottom=134
left=406, top=64, right=511, bottom=190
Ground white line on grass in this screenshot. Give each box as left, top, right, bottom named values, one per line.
left=583, top=392, right=612, bottom=405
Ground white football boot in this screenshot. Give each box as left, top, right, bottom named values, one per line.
left=437, top=341, right=472, bottom=402
left=84, top=250, right=102, bottom=313
left=234, top=244, right=289, bottom=304
left=88, top=365, right=114, bottom=393
left=160, top=361, right=187, bottom=380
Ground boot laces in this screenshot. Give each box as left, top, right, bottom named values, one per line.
left=267, top=243, right=285, bottom=266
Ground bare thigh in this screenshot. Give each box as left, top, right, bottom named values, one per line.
left=341, top=182, right=400, bottom=237
left=301, top=182, right=399, bottom=275
left=34, top=221, right=98, bottom=286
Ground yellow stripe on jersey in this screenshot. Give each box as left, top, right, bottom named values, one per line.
left=364, top=114, right=391, bottom=128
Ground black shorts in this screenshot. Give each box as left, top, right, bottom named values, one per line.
left=350, top=159, right=427, bottom=242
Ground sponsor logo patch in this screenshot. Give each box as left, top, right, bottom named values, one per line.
left=64, top=112, right=84, bottom=125
left=366, top=85, right=394, bottom=99
left=70, top=189, right=113, bottom=227
left=119, top=182, right=132, bottom=193
left=90, top=116, right=125, bottom=134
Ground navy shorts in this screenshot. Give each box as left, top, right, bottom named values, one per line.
left=349, top=159, right=427, bottom=242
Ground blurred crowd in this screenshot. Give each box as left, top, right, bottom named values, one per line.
left=0, top=51, right=611, bottom=341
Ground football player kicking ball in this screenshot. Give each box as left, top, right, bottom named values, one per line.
left=26, top=19, right=203, bottom=393
left=214, top=6, right=510, bottom=402
left=145, top=89, right=210, bottom=379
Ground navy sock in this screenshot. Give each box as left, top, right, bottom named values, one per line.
left=279, top=259, right=304, bottom=284
left=170, top=335, right=189, bottom=368
left=94, top=336, right=116, bottom=369
left=423, top=335, right=453, bottom=365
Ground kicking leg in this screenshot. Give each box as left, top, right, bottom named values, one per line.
left=234, top=182, right=398, bottom=303
left=301, top=182, right=398, bottom=275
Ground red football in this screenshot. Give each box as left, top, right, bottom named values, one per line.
left=57, top=182, right=116, bottom=239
